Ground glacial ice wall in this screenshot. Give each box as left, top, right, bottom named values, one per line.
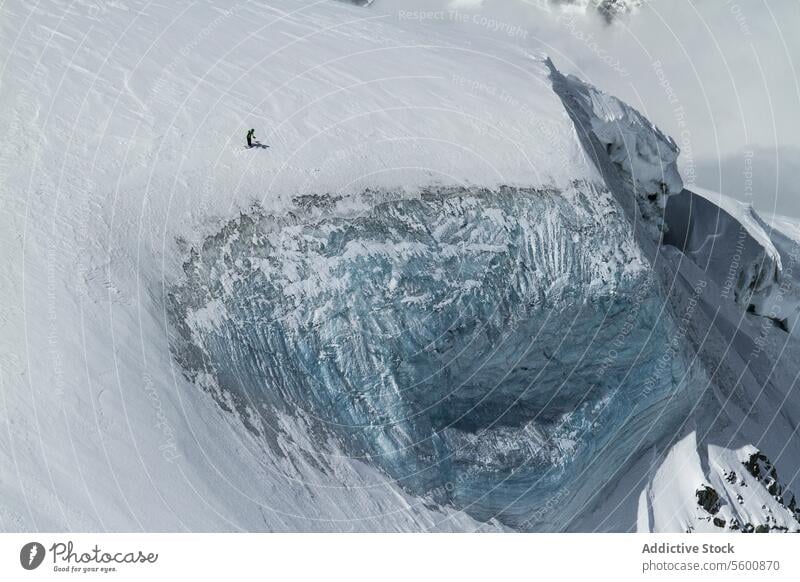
left=169, top=184, right=697, bottom=530
left=664, top=190, right=781, bottom=312
left=547, top=58, right=682, bottom=244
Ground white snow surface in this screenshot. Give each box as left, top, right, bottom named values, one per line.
left=2, top=0, right=800, bottom=533
left=2, top=0, right=591, bottom=531
left=639, top=432, right=800, bottom=533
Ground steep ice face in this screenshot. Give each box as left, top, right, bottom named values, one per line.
left=636, top=184, right=800, bottom=533
left=664, top=189, right=781, bottom=315
left=163, top=53, right=709, bottom=532
left=547, top=60, right=682, bottom=241
left=0, top=0, right=699, bottom=532
left=664, top=187, right=800, bottom=336
left=169, top=184, right=698, bottom=530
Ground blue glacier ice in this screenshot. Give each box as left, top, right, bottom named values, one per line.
left=169, top=184, right=699, bottom=530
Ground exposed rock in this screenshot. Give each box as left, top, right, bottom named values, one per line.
left=696, top=485, right=721, bottom=515
left=743, top=452, right=767, bottom=479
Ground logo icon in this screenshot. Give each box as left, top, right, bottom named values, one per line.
left=20, top=542, right=46, bottom=570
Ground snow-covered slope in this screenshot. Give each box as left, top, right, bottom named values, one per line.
left=2, top=0, right=799, bottom=533
left=556, top=0, right=645, bottom=22
left=664, top=189, right=783, bottom=324
left=639, top=432, right=800, bottom=533
left=2, top=0, right=585, bottom=532
left=636, top=188, right=800, bottom=533
left=663, top=185, right=800, bottom=337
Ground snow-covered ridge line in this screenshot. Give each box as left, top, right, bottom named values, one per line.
left=545, top=43, right=800, bottom=532
left=546, top=57, right=682, bottom=243
left=639, top=432, right=800, bottom=533
left=548, top=58, right=799, bottom=338
left=664, top=187, right=800, bottom=336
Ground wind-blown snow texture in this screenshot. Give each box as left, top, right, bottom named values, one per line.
left=2, top=0, right=799, bottom=532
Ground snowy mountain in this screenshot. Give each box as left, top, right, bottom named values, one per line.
left=548, top=0, right=645, bottom=22
left=1, top=0, right=798, bottom=532
left=353, top=0, right=645, bottom=23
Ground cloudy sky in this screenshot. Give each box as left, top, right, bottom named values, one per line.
left=371, top=0, right=800, bottom=218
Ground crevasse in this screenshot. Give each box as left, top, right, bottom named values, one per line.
left=169, top=183, right=696, bottom=530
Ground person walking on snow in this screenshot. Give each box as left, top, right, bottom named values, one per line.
left=246, top=128, right=256, bottom=148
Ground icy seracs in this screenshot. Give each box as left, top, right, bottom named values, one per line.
left=169, top=182, right=696, bottom=530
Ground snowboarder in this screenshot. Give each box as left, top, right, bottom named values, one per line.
left=246, top=128, right=256, bottom=148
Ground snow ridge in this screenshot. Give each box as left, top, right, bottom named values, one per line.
left=546, top=58, right=682, bottom=243
left=639, top=433, right=800, bottom=533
